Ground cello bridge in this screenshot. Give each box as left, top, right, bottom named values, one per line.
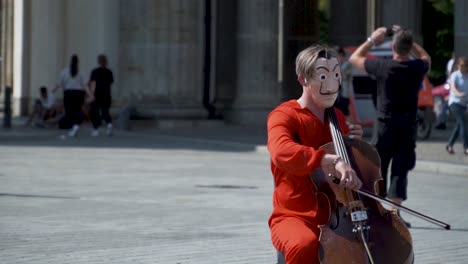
left=351, top=210, right=368, bottom=222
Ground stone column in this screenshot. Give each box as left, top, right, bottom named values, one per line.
left=13, top=0, right=30, bottom=116
left=226, top=0, right=280, bottom=125
left=281, top=0, right=319, bottom=101
left=379, top=0, right=423, bottom=42
left=212, top=0, right=237, bottom=114
left=454, top=0, right=468, bottom=57
left=28, top=0, right=65, bottom=109
left=26, top=0, right=119, bottom=114
left=1, top=0, right=14, bottom=97
left=120, top=0, right=206, bottom=119
left=64, top=0, right=120, bottom=104
left=328, top=0, right=367, bottom=47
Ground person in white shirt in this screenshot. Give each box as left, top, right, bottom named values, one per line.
left=436, top=52, right=456, bottom=129
left=24, top=86, right=62, bottom=127
left=446, top=56, right=468, bottom=155
left=446, top=52, right=455, bottom=76
left=54, top=54, right=93, bottom=138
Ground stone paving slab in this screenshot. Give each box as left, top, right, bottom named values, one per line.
left=0, top=123, right=467, bottom=264
left=0, top=138, right=276, bottom=264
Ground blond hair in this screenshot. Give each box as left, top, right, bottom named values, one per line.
left=295, top=44, right=338, bottom=80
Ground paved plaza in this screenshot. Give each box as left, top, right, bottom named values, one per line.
left=0, top=121, right=467, bottom=264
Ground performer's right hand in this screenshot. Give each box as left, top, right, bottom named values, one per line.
left=323, top=154, right=362, bottom=190
left=333, top=158, right=362, bottom=190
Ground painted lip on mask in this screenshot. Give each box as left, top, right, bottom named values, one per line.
left=322, top=94, right=338, bottom=100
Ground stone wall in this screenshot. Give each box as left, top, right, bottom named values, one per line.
left=119, top=0, right=206, bottom=119
left=455, top=0, right=468, bottom=58
left=0, top=0, right=14, bottom=97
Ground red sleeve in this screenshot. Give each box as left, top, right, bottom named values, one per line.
left=267, top=109, right=325, bottom=176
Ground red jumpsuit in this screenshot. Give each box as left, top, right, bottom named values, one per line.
left=267, top=100, right=349, bottom=264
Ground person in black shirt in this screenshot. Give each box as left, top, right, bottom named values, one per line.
left=89, top=54, right=114, bottom=137
left=349, top=26, right=431, bottom=227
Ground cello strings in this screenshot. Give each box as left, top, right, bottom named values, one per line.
left=327, top=110, right=376, bottom=263
left=328, top=108, right=362, bottom=202
left=329, top=109, right=345, bottom=160
left=328, top=109, right=349, bottom=163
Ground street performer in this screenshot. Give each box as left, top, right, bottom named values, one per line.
left=267, top=44, right=364, bottom=263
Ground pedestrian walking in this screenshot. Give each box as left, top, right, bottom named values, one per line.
left=349, top=25, right=431, bottom=227
left=445, top=56, right=468, bottom=155
left=435, top=52, right=457, bottom=130
left=89, top=54, right=114, bottom=137
left=54, top=54, right=94, bottom=138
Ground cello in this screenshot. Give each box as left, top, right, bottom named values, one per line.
left=309, top=108, right=450, bottom=264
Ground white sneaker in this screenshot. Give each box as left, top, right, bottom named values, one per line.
left=68, top=125, right=79, bottom=137
left=106, top=123, right=113, bottom=137
left=91, top=129, right=99, bottom=137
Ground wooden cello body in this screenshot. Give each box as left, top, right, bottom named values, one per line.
left=311, top=133, right=414, bottom=263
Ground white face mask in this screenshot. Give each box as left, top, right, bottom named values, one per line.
left=305, top=58, right=341, bottom=108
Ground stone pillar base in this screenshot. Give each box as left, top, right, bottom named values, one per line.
left=13, top=96, right=29, bottom=116
left=224, top=107, right=274, bottom=127
left=114, top=95, right=209, bottom=120
left=138, top=106, right=209, bottom=120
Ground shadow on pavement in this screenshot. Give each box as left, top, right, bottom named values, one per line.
left=0, top=125, right=266, bottom=153
left=410, top=226, right=468, bottom=232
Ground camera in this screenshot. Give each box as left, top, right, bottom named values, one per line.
left=385, top=27, right=394, bottom=37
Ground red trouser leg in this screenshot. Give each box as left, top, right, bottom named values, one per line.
left=271, top=217, right=320, bottom=264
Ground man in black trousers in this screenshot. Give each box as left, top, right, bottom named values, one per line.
left=89, top=54, right=114, bottom=137
left=349, top=25, right=431, bottom=227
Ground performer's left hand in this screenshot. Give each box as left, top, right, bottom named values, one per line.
left=347, top=122, right=363, bottom=140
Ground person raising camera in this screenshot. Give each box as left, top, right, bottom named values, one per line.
left=349, top=25, right=431, bottom=227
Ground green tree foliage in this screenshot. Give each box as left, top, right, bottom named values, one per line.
left=422, top=0, right=454, bottom=85
left=428, top=0, right=454, bottom=14
left=318, top=0, right=330, bottom=43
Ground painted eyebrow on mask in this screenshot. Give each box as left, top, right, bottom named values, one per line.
left=316, top=66, right=329, bottom=72
left=316, top=63, right=339, bottom=72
